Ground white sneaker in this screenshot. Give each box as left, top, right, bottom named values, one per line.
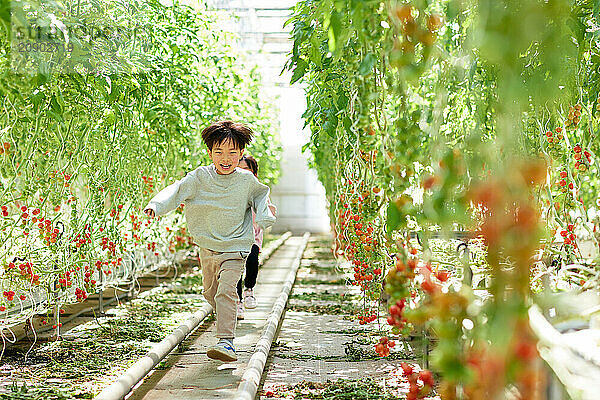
left=244, top=288, right=257, bottom=309
left=237, top=301, right=245, bottom=320
left=207, top=339, right=237, bottom=362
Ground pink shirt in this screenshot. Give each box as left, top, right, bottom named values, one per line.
left=254, top=203, right=277, bottom=248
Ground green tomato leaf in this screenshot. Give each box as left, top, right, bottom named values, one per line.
left=327, top=12, right=341, bottom=52
left=50, top=94, right=63, bottom=114
left=358, top=53, right=377, bottom=76
left=323, top=111, right=338, bottom=138
left=386, top=201, right=404, bottom=234
left=290, top=58, right=308, bottom=84
left=29, top=92, right=46, bottom=113
left=343, top=116, right=352, bottom=132
left=46, top=109, right=64, bottom=123
left=336, top=92, right=348, bottom=110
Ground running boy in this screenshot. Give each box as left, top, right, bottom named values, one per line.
left=143, top=121, right=276, bottom=362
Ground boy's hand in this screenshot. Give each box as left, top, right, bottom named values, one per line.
left=268, top=203, right=277, bottom=217
left=144, top=208, right=155, bottom=218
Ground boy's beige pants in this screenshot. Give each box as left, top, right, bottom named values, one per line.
left=198, top=248, right=247, bottom=338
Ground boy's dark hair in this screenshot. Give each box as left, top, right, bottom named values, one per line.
left=201, top=120, right=254, bottom=150
left=241, top=154, right=258, bottom=177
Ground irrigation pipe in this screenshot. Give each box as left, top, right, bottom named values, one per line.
left=95, top=232, right=293, bottom=400
left=529, top=304, right=600, bottom=400
left=236, top=232, right=310, bottom=400
left=259, top=231, right=292, bottom=265
left=4, top=247, right=180, bottom=341
left=95, top=303, right=213, bottom=400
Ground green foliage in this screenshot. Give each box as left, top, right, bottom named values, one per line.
left=0, top=0, right=281, bottom=328
left=287, top=0, right=600, bottom=396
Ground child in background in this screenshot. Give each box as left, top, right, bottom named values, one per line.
left=143, top=121, right=276, bottom=362
left=236, top=155, right=277, bottom=319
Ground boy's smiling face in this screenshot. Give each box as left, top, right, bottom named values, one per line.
left=209, top=139, right=244, bottom=175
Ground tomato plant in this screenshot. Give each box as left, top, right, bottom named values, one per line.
left=287, top=0, right=597, bottom=398
left=0, top=0, right=281, bottom=335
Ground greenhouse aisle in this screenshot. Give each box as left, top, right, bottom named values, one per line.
left=126, top=235, right=307, bottom=400
left=258, top=235, right=418, bottom=399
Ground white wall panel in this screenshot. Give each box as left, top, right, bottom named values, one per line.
left=200, top=0, right=330, bottom=233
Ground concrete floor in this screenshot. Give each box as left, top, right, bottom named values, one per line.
left=127, top=236, right=306, bottom=400
left=259, top=236, right=423, bottom=399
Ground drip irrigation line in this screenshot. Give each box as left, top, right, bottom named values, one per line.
left=95, top=231, right=293, bottom=400
left=95, top=303, right=214, bottom=400
left=4, top=243, right=206, bottom=345
left=1, top=248, right=179, bottom=331
left=259, top=231, right=292, bottom=265
left=236, top=232, right=310, bottom=400
left=12, top=277, right=141, bottom=344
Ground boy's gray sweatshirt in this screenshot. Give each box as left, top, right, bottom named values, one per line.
left=144, top=164, right=276, bottom=253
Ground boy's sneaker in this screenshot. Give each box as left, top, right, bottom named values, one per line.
left=237, top=301, right=245, bottom=320
left=243, top=288, right=257, bottom=309
left=207, top=339, right=237, bottom=362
